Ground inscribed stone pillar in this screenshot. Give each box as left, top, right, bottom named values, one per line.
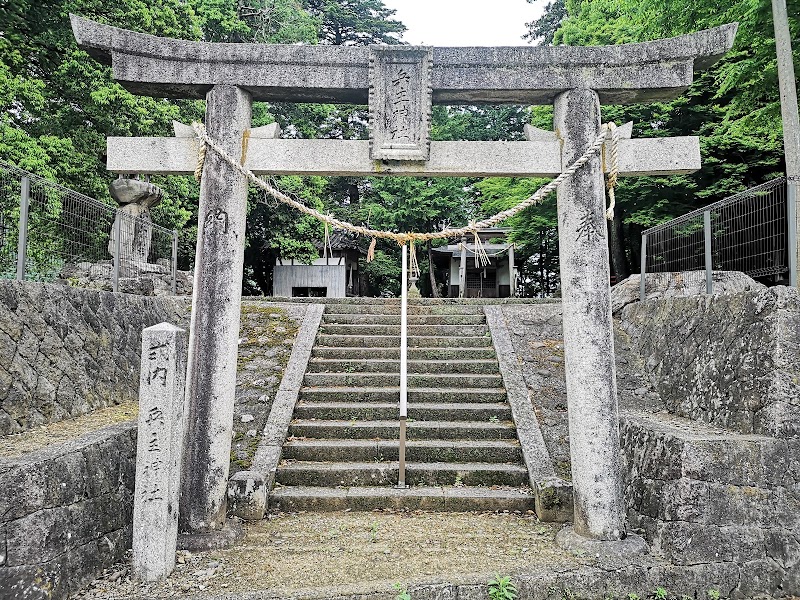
left=133, top=323, right=188, bottom=581
left=180, top=85, right=252, bottom=535
left=554, top=89, right=626, bottom=540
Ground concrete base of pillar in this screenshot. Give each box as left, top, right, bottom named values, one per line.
left=177, top=519, right=244, bottom=551
left=556, top=525, right=649, bottom=559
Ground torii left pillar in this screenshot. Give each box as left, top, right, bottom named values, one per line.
left=179, top=85, right=251, bottom=544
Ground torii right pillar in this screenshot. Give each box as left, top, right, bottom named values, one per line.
left=554, top=89, right=647, bottom=554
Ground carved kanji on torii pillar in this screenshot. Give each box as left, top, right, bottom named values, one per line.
left=71, top=15, right=736, bottom=550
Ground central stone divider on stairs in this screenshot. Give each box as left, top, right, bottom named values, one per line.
left=269, top=301, right=536, bottom=512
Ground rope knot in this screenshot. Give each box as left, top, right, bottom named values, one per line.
left=467, top=222, right=491, bottom=268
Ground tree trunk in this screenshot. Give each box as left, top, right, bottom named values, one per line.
left=609, top=207, right=630, bottom=281
left=427, top=240, right=440, bottom=298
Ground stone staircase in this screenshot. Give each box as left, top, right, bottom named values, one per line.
left=269, top=302, right=535, bottom=512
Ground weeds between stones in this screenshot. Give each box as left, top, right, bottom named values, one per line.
left=393, top=582, right=411, bottom=600
left=488, top=574, right=518, bottom=600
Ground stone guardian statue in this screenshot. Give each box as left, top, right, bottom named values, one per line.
left=108, top=177, right=163, bottom=268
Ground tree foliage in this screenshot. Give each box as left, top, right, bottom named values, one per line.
left=517, top=0, right=799, bottom=281
left=302, top=0, right=405, bottom=45
left=4, top=0, right=797, bottom=296
left=523, top=0, right=566, bottom=45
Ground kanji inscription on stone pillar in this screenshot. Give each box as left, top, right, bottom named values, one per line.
left=132, top=323, right=188, bottom=582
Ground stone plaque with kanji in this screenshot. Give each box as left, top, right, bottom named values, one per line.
left=369, top=46, right=432, bottom=162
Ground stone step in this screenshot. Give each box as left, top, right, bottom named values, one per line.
left=306, top=358, right=501, bottom=375
left=281, top=439, right=523, bottom=463
left=323, top=305, right=486, bottom=316
left=275, top=461, right=530, bottom=487
left=288, top=419, right=517, bottom=440
left=302, top=372, right=504, bottom=389
left=269, top=485, right=535, bottom=512
left=316, top=335, right=492, bottom=348
left=294, top=401, right=512, bottom=422
left=310, top=347, right=498, bottom=361
left=320, top=324, right=488, bottom=337
left=298, top=387, right=507, bottom=404
left=322, top=314, right=487, bottom=326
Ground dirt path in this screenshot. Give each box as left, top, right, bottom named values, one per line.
left=72, top=510, right=574, bottom=599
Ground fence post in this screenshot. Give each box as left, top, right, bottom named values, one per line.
left=639, top=233, right=647, bottom=302
left=113, top=212, right=122, bottom=293
left=171, top=230, right=178, bottom=295
left=16, top=176, right=30, bottom=281
left=704, top=211, right=713, bottom=294
left=789, top=178, right=798, bottom=287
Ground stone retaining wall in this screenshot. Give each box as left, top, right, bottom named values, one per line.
left=621, top=411, right=799, bottom=597
left=0, top=422, right=137, bottom=600
left=0, top=281, right=189, bottom=436
left=620, top=286, right=800, bottom=437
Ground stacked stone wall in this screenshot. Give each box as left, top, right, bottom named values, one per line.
left=0, top=422, right=137, bottom=599
left=0, top=281, right=190, bottom=436
left=620, top=287, right=800, bottom=437
left=621, top=412, right=799, bottom=597
left=619, top=289, right=800, bottom=597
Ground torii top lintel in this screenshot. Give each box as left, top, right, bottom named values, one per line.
left=70, top=15, right=736, bottom=106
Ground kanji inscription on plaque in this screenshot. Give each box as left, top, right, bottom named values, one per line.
left=369, top=46, right=432, bottom=162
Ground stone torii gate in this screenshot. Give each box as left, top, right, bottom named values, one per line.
left=71, top=15, right=736, bottom=549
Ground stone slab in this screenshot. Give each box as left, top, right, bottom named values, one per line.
left=611, top=270, right=766, bottom=314
left=0, top=281, right=189, bottom=436
left=226, top=471, right=267, bottom=521
left=132, top=322, right=188, bottom=582
left=556, top=526, right=649, bottom=558
left=106, top=137, right=700, bottom=178
left=176, top=519, right=243, bottom=552
left=484, top=306, right=575, bottom=522
left=534, top=477, right=574, bottom=524
left=251, top=304, right=324, bottom=492
left=620, top=410, right=794, bottom=489
left=71, top=15, right=736, bottom=104
left=620, top=287, right=800, bottom=436
left=0, top=421, right=136, bottom=599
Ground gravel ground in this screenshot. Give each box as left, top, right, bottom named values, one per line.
left=0, top=401, right=138, bottom=459
left=71, top=510, right=571, bottom=599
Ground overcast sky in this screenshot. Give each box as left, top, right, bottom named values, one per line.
left=381, top=0, right=546, bottom=46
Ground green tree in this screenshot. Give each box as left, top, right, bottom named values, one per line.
left=0, top=0, right=206, bottom=269
left=534, top=0, right=797, bottom=280
left=475, top=177, right=561, bottom=296
left=523, top=0, right=566, bottom=45
left=192, top=0, right=317, bottom=43
left=361, top=176, right=472, bottom=296
left=0, top=0, right=325, bottom=290
left=302, top=0, right=405, bottom=45
left=243, top=176, right=324, bottom=294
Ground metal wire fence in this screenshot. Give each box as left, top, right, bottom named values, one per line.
left=640, top=177, right=798, bottom=299
left=0, top=160, right=180, bottom=294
